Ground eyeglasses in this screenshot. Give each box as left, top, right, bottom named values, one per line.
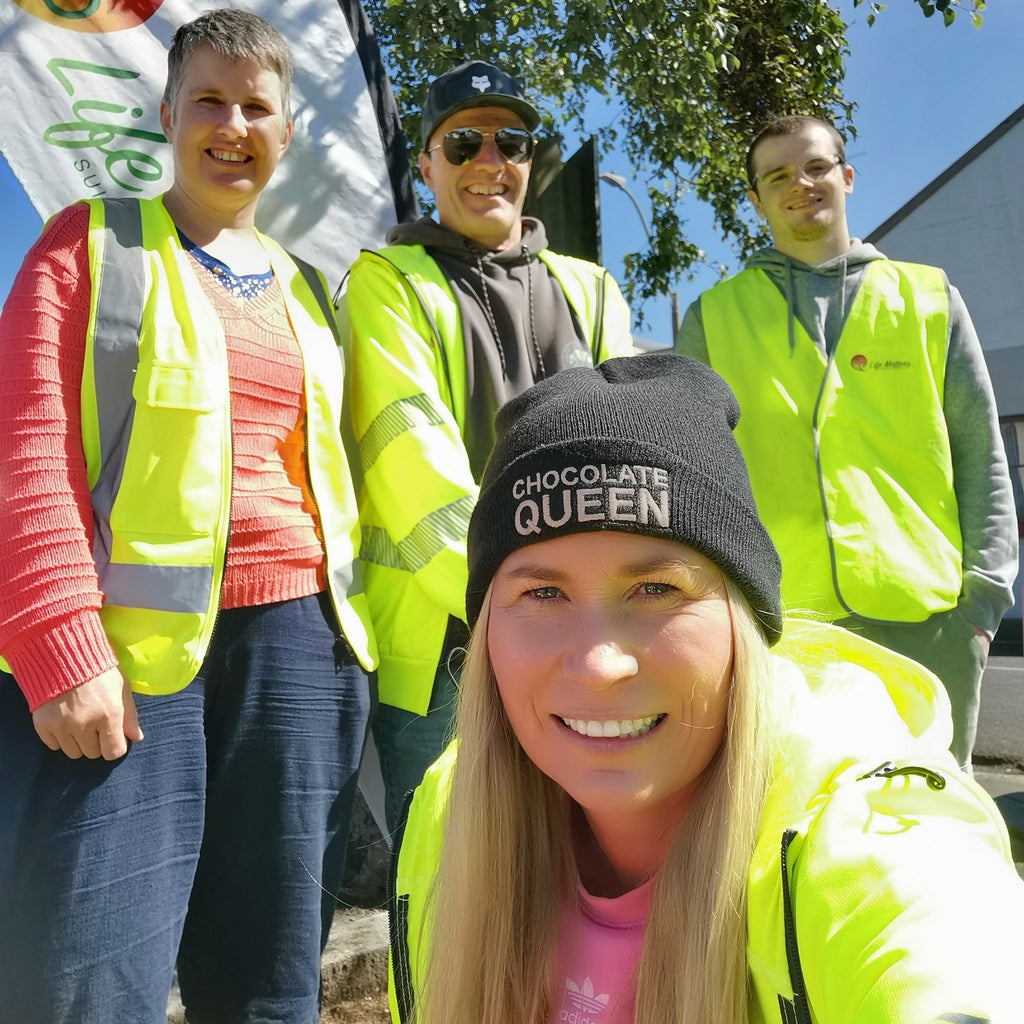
left=428, top=127, right=535, bottom=166
left=752, top=156, right=845, bottom=191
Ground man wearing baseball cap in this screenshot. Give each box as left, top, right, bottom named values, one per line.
left=344, top=59, right=635, bottom=832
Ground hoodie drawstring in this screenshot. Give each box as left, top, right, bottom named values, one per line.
left=475, top=245, right=545, bottom=381
left=837, top=254, right=848, bottom=345
left=475, top=251, right=508, bottom=378
left=524, top=245, right=546, bottom=378
left=785, top=257, right=796, bottom=356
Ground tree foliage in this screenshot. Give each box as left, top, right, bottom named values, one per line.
left=364, top=0, right=986, bottom=319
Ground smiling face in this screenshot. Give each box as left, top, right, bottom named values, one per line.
left=159, top=43, right=292, bottom=233
left=748, top=123, right=854, bottom=264
left=418, top=106, right=531, bottom=252
left=487, top=531, right=734, bottom=844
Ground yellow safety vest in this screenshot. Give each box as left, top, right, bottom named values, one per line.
left=389, top=622, right=1020, bottom=1023
left=700, top=262, right=962, bottom=622
left=346, top=244, right=633, bottom=713
left=367, top=245, right=624, bottom=438
left=69, top=196, right=376, bottom=693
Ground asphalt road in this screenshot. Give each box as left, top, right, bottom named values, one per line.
left=977, top=656, right=1024, bottom=769
left=974, top=657, right=1024, bottom=872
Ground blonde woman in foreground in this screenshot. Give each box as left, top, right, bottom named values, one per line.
left=386, top=351, right=1022, bottom=1024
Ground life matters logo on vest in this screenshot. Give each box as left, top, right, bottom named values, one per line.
left=12, top=0, right=163, bottom=32
left=850, top=352, right=913, bottom=372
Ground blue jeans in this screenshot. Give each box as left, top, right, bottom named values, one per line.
left=0, top=593, right=372, bottom=1024
left=372, top=653, right=460, bottom=836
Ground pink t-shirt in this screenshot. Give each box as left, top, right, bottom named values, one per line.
left=550, top=876, right=655, bottom=1024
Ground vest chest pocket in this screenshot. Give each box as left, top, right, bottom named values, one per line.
left=132, top=360, right=224, bottom=412
left=108, top=360, right=229, bottom=549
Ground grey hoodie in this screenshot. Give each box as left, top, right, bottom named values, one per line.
left=384, top=216, right=594, bottom=480
left=743, top=239, right=886, bottom=355
left=676, top=242, right=1017, bottom=636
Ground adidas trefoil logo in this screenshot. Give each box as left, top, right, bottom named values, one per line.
left=561, top=975, right=610, bottom=1022
left=471, top=74, right=491, bottom=93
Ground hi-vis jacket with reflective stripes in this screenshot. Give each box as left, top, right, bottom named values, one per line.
left=699, top=261, right=962, bottom=623
left=345, top=244, right=633, bottom=714
left=63, top=196, right=376, bottom=693
left=388, top=620, right=1024, bottom=1023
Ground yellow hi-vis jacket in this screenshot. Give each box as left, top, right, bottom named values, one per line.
left=387, top=621, right=1023, bottom=1023
left=70, top=196, right=376, bottom=693
left=344, top=244, right=633, bottom=714
left=700, top=262, right=963, bottom=623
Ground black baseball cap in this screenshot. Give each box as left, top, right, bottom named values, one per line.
left=420, top=60, right=540, bottom=149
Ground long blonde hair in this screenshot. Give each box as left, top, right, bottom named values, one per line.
left=418, top=577, right=775, bottom=1024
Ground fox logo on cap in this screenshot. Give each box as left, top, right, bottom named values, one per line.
left=471, top=75, right=491, bottom=92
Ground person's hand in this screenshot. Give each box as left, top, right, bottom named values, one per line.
left=32, top=668, right=143, bottom=760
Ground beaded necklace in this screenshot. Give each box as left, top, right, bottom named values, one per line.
left=178, top=230, right=274, bottom=300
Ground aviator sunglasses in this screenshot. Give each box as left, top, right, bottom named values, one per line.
left=429, top=126, right=535, bottom=166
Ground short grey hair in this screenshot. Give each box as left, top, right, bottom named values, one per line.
left=163, top=8, right=293, bottom=114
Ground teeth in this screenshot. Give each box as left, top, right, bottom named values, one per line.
left=211, top=150, right=247, bottom=162
left=468, top=184, right=505, bottom=195
left=560, top=715, right=662, bottom=739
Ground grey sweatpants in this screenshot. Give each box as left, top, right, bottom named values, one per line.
left=837, top=605, right=987, bottom=770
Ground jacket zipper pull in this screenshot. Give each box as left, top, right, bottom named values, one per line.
left=858, top=760, right=947, bottom=791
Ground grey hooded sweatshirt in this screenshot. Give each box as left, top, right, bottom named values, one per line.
left=384, top=215, right=595, bottom=481
left=676, top=241, right=1017, bottom=636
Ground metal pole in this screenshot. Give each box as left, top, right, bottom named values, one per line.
left=599, top=171, right=680, bottom=344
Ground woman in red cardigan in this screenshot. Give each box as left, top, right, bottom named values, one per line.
left=0, top=10, right=375, bottom=1023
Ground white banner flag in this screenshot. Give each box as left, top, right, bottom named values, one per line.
left=0, top=0, right=416, bottom=293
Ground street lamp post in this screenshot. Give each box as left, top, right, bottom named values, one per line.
left=599, top=171, right=680, bottom=343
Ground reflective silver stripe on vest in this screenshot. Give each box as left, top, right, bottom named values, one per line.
left=360, top=495, right=475, bottom=573
left=90, top=199, right=213, bottom=614
left=359, top=393, right=447, bottom=474
left=330, top=556, right=363, bottom=603
left=292, top=254, right=342, bottom=345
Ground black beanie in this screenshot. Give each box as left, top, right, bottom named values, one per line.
left=466, top=351, right=783, bottom=643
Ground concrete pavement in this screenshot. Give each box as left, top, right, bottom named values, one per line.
left=975, top=656, right=1024, bottom=768
left=166, top=907, right=389, bottom=1024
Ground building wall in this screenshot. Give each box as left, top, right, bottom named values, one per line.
left=867, top=115, right=1024, bottom=415
left=869, top=114, right=1024, bottom=631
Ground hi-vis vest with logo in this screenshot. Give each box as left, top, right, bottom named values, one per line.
left=700, top=261, right=962, bottom=623
left=36, top=196, right=377, bottom=694
left=349, top=244, right=630, bottom=715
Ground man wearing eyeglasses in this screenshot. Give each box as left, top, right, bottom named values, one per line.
left=344, top=59, right=634, bottom=831
left=677, top=113, right=1016, bottom=771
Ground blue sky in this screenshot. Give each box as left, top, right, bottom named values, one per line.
left=598, top=0, right=1024, bottom=343
left=2, top=0, right=1023, bottom=338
